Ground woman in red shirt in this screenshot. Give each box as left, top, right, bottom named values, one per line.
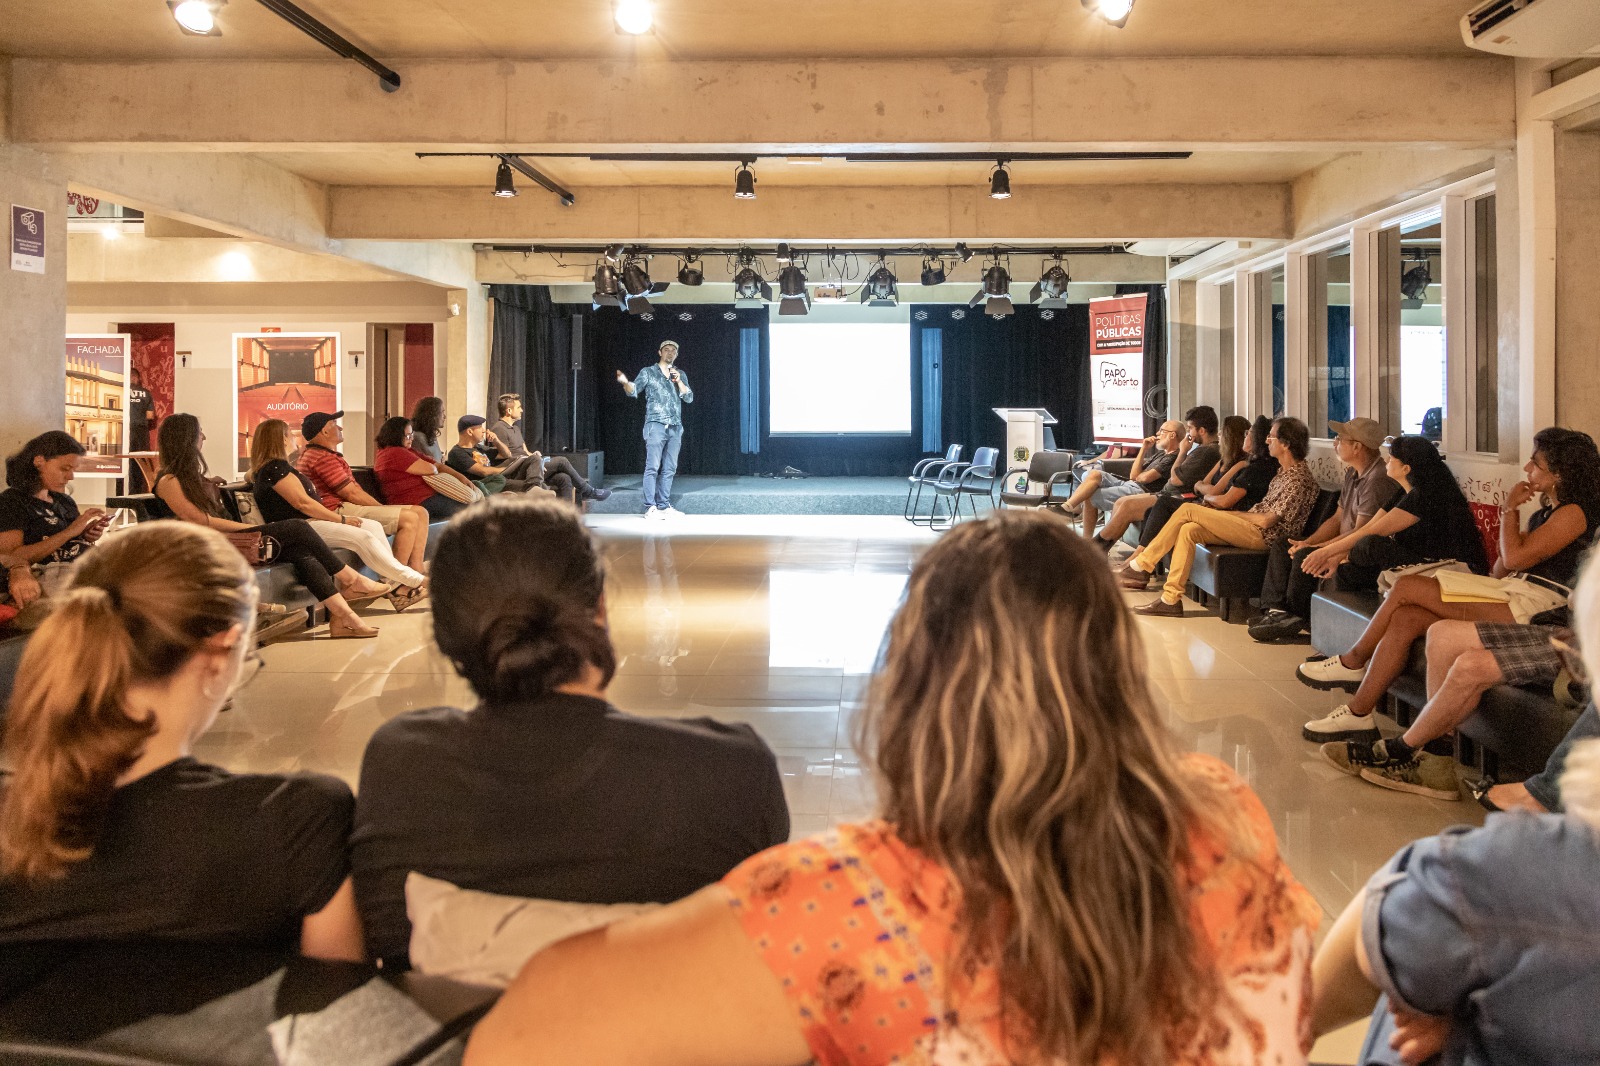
left=374, top=416, right=471, bottom=523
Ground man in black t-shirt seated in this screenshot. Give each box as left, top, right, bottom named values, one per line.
left=446, top=416, right=551, bottom=498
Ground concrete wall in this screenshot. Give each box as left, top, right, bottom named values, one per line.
left=1554, top=129, right=1600, bottom=438
left=0, top=146, right=69, bottom=455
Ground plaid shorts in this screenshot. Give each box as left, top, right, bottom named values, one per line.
left=1475, top=622, right=1563, bottom=688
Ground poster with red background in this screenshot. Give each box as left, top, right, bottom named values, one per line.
left=1088, top=293, right=1148, bottom=445
left=234, top=333, right=341, bottom=469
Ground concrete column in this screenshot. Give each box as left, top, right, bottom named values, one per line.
left=1166, top=279, right=1198, bottom=420
left=444, top=287, right=489, bottom=420
left=0, top=146, right=68, bottom=456
left=1515, top=61, right=1558, bottom=457
left=1554, top=128, right=1600, bottom=440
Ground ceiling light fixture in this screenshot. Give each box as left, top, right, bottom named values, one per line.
left=1029, top=256, right=1071, bottom=307
left=954, top=242, right=973, bottom=263
left=168, top=0, right=223, bottom=36
left=863, top=255, right=899, bottom=307
left=778, top=264, right=810, bottom=316
left=254, top=0, right=401, bottom=91
left=733, top=162, right=757, bottom=200
left=592, top=262, right=626, bottom=310
left=603, top=243, right=626, bottom=263
left=732, top=252, right=773, bottom=304
left=1400, top=256, right=1433, bottom=309
left=970, top=255, right=1014, bottom=318
left=919, top=256, right=947, bottom=287
left=676, top=254, right=704, bottom=286
left=493, top=160, right=517, bottom=198
left=1081, top=0, right=1135, bottom=27
left=775, top=243, right=793, bottom=265
left=613, top=0, right=653, bottom=34
left=989, top=161, right=1012, bottom=200
left=621, top=255, right=669, bottom=314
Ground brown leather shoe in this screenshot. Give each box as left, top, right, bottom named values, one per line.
left=1117, top=567, right=1153, bottom=590
left=1133, top=597, right=1184, bottom=617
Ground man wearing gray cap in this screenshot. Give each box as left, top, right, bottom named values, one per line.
left=616, top=340, right=693, bottom=519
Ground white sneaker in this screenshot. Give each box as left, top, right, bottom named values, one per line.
left=1301, top=704, right=1382, bottom=743
left=659, top=506, right=684, bottom=519
left=1296, top=654, right=1366, bottom=691
left=644, top=506, right=662, bottom=520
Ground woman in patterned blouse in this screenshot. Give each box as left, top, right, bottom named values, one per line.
left=467, top=511, right=1321, bottom=1066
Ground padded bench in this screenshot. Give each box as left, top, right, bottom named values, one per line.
left=1188, top=489, right=1341, bottom=623
left=1310, top=588, right=1579, bottom=778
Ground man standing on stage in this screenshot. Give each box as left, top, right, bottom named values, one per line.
left=616, top=340, right=693, bottom=519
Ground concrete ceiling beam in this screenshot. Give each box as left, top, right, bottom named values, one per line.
left=11, top=56, right=1514, bottom=152
left=329, top=182, right=1293, bottom=243
left=1290, top=148, right=1498, bottom=237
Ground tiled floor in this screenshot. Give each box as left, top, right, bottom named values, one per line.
left=196, top=513, right=1479, bottom=1062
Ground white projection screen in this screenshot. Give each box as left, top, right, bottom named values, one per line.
left=768, top=305, right=912, bottom=435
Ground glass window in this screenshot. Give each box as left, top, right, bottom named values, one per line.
left=1468, top=195, right=1498, bottom=453
left=1218, top=280, right=1236, bottom=410
left=1308, top=244, right=1353, bottom=432
left=1380, top=212, right=1445, bottom=441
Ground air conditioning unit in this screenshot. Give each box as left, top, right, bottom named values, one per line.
left=1461, top=0, right=1600, bottom=57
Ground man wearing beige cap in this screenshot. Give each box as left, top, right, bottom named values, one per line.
left=616, top=340, right=693, bottom=519
left=1249, top=417, right=1401, bottom=643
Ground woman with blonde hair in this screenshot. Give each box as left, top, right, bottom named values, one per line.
left=0, top=522, right=363, bottom=961
left=249, top=419, right=427, bottom=613
left=1312, top=544, right=1600, bottom=1064
left=465, top=510, right=1320, bottom=1066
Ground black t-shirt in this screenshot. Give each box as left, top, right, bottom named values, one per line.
left=0, top=488, right=88, bottom=565
left=128, top=386, right=155, bottom=450
left=1524, top=503, right=1600, bottom=586
left=0, top=758, right=351, bottom=950
left=1163, top=442, right=1220, bottom=496
left=1232, top=456, right=1280, bottom=511
left=351, top=693, right=791, bottom=967
left=446, top=445, right=492, bottom=480
left=1393, top=481, right=1491, bottom=573
left=1137, top=449, right=1177, bottom=494
left=251, top=459, right=319, bottom=525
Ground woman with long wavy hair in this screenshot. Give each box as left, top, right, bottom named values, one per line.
left=465, top=510, right=1320, bottom=1066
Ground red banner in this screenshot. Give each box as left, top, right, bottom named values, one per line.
left=1088, top=294, right=1147, bottom=444
left=235, top=333, right=341, bottom=468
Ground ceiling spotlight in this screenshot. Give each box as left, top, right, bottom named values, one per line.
left=592, top=262, right=625, bottom=310
left=775, top=243, right=793, bottom=265
left=732, top=252, right=773, bottom=303
left=603, top=243, right=626, bottom=263
left=620, top=256, right=669, bottom=314
left=778, top=265, right=810, bottom=316
left=1029, top=256, right=1071, bottom=307
left=676, top=254, right=704, bottom=287
left=169, top=0, right=224, bottom=36
left=1081, top=0, right=1134, bottom=27
left=969, top=258, right=1014, bottom=318
left=989, top=162, right=1012, bottom=200
left=733, top=162, right=757, bottom=200
left=862, top=256, right=899, bottom=307
left=613, top=0, right=653, bottom=34
left=919, top=256, right=946, bottom=287
left=1400, top=258, right=1433, bottom=309
left=493, top=160, right=517, bottom=198
left=954, top=242, right=973, bottom=263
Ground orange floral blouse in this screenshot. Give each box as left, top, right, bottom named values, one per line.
left=721, top=754, right=1321, bottom=1066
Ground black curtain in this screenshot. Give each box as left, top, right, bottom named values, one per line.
left=486, top=286, right=599, bottom=454
left=1116, top=283, right=1168, bottom=433
left=915, top=303, right=1094, bottom=461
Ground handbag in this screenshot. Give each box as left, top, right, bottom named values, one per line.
left=222, top=531, right=279, bottom=567
left=1376, top=558, right=1468, bottom=594
left=424, top=472, right=482, bottom=505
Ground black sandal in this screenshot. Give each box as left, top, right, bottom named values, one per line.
left=1468, top=778, right=1501, bottom=813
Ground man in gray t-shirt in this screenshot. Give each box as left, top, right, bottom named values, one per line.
left=487, top=393, right=611, bottom=503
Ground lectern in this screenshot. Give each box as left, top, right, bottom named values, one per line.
left=992, top=408, right=1056, bottom=495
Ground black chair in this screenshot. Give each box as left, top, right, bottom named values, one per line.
left=998, top=450, right=1078, bottom=512
left=929, top=446, right=999, bottom=529
left=903, top=445, right=962, bottom=522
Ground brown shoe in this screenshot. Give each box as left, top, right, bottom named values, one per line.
left=1133, top=597, right=1183, bottom=617
left=1117, top=567, right=1153, bottom=590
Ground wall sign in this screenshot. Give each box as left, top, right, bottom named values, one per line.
left=1088, top=293, right=1148, bottom=445
left=10, top=205, right=45, bottom=274
left=65, top=334, right=132, bottom=478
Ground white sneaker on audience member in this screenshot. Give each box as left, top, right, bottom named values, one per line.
left=1301, top=704, right=1381, bottom=743
left=1296, top=654, right=1366, bottom=691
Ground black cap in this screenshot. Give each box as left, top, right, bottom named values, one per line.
left=301, top=410, right=344, bottom=441
left=457, top=414, right=487, bottom=433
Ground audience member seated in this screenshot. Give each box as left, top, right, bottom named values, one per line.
left=1479, top=700, right=1598, bottom=813
left=350, top=496, right=788, bottom=970
left=1058, top=419, right=1178, bottom=543
left=154, top=413, right=388, bottom=639
left=409, top=395, right=452, bottom=466
left=1093, top=406, right=1224, bottom=550
left=295, top=411, right=431, bottom=571
left=487, top=393, right=611, bottom=503
left=1311, top=548, right=1600, bottom=1065
left=1250, top=417, right=1402, bottom=643
left=1131, top=415, right=1248, bottom=550
left=249, top=418, right=427, bottom=613
left=446, top=416, right=548, bottom=497
left=1296, top=427, right=1600, bottom=766
left=0, top=431, right=111, bottom=623
left=1118, top=416, right=1320, bottom=618
left=373, top=415, right=471, bottom=523
left=463, top=511, right=1320, bottom=1066
left=1145, top=415, right=1281, bottom=558
left=0, top=523, right=364, bottom=964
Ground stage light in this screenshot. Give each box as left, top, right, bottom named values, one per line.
left=954, top=242, right=973, bottom=263
left=969, top=259, right=1014, bottom=318
left=733, top=162, right=757, bottom=200
left=620, top=256, right=668, bottom=314
left=775, top=242, right=793, bottom=265
left=592, top=262, right=626, bottom=309
left=493, top=160, right=517, bottom=198
left=1029, top=256, right=1071, bottom=307
left=614, top=0, right=652, bottom=34
left=778, top=264, right=810, bottom=316
left=169, top=0, right=224, bottom=36
left=989, top=162, right=1012, bottom=200
left=676, top=254, right=704, bottom=286
left=1400, top=258, right=1433, bottom=309
left=919, top=256, right=946, bottom=287
left=862, top=256, right=899, bottom=307
left=732, top=252, right=773, bottom=303
left=603, top=243, right=626, bottom=263
left=1080, top=0, right=1134, bottom=26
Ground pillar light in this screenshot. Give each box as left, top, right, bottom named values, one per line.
left=169, top=0, right=224, bottom=36
left=733, top=162, right=757, bottom=200
left=989, top=162, right=1012, bottom=200
left=493, top=160, right=517, bottom=198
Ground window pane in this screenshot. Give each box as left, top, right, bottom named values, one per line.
left=1471, top=195, right=1498, bottom=453
left=1268, top=264, right=1285, bottom=416
left=1308, top=244, right=1352, bottom=431
left=1390, top=212, right=1444, bottom=441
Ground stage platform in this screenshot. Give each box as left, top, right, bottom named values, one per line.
left=589, top=476, right=909, bottom=515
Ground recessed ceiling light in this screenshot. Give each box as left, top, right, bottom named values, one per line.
left=168, top=0, right=224, bottom=36
left=614, top=0, right=653, bottom=35
left=1081, top=0, right=1134, bottom=27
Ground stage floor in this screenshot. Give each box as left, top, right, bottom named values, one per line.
left=590, top=475, right=912, bottom=515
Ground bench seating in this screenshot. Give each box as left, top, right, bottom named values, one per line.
left=1310, top=588, right=1579, bottom=778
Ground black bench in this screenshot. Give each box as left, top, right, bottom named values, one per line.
left=1188, top=489, right=1341, bottom=623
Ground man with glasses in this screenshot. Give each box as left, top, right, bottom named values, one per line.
left=1249, top=418, right=1400, bottom=643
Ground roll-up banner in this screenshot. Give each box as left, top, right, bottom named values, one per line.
left=234, top=332, right=341, bottom=469
left=65, top=334, right=132, bottom=478
left=1088, top=293, right=1147, bottom=445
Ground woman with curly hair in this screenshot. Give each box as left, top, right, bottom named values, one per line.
left=1298, top=427, right=1600, bottom=798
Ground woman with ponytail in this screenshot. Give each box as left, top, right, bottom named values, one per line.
left=466, top=510, right=1320, bottom=1066
left=350, top=495, right=787, bottom=969
left=0, top=523, right=363, bottom=961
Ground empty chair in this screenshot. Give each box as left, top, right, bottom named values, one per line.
left=999, top=450, right=1079, bottom=512
left=929, top=446, right=999, bottom=529
left=904, top=444, right=962, bottom=522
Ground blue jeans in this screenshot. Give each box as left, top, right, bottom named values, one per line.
left=642, top=421, right=683, bottom=509
left=1525, top=701, right=1599, bottom=812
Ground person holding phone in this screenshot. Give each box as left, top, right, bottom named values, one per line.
left=616, top=340, right=693, bottom=520
left=0, top=431, right=112, bottom=618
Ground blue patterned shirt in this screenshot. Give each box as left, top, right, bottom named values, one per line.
left=626, top=363, right=694, bottom=427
